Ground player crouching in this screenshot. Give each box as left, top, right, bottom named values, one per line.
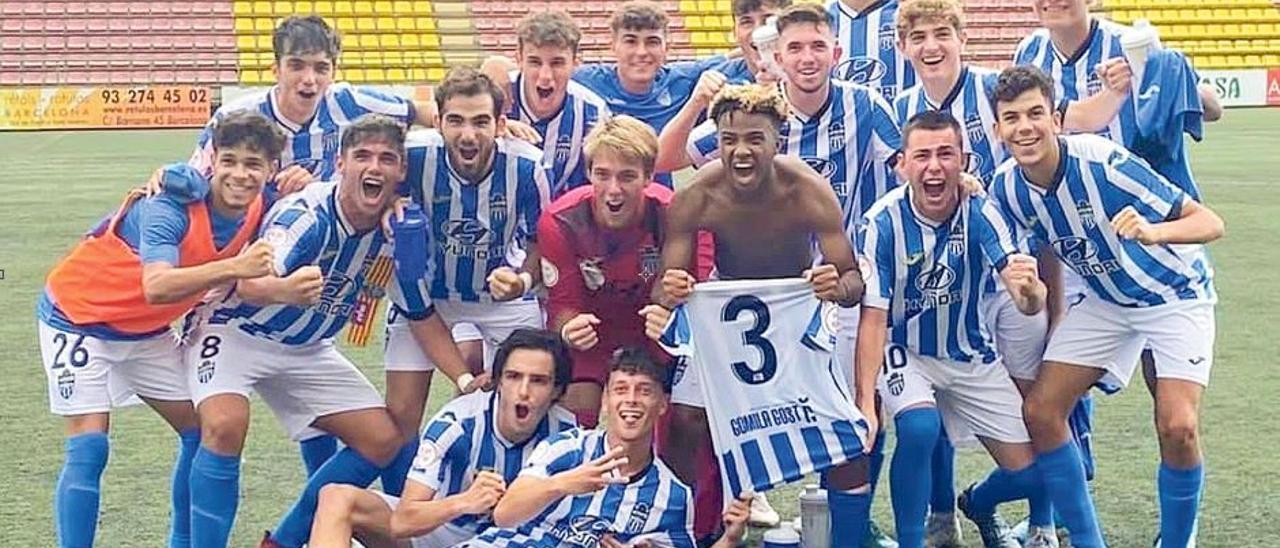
left=308, top=329, right=577, bottom=548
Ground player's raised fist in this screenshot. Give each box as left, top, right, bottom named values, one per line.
left=639, top=305, right=672, bottom=342
left=692, top=70, right=728, bottom=108
left=281, top=265, right=324, bottom=306
left=1096, top=57, right=1133, bottom=95
left=805, top=264, right=842, bottom=302
left=274, top=164, right=315, bottom=196
left=458, top=470, right=507, bottom=514
left=561, top=314, right=602, bottom=351
left=660, top=269, right=696, bottom=306
left=234, top=240, right=276, bottom=279
left=1112, top=205, right=1162, bottom=244
left=487, top=267, right=528, bottom=302
left=1001, top=253, right=1039, bottom=293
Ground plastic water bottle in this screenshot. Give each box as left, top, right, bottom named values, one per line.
left=762, top=526, right=802, bottom=548
left=751, top=16, right=786, bottom=82
left=799, top=484, right=830, bottom=548
left=392, top=203, right=429, bottom=283
left=1121, top=19, right=1162, bottom=89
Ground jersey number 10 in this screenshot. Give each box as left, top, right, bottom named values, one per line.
left=722, top=295, right=778, bottom=385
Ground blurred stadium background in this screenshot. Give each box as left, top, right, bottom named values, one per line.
left=1, top=1, right=1279, bottom=546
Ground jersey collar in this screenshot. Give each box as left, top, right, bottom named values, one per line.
left=267, top=85, right=316, bottom=134
left=1017, top=137, right=1070, bottom=194
left=1055, top=18, right=1100, bottom=68
left=782, top=81, right=834, bottom=124
left=328, top=185, right=361, bottom=237
left=926, top=66, right=969, bottom=112
left=515, top=73, right=569, bottom=125
left=443, top=148, right=496, bottom=187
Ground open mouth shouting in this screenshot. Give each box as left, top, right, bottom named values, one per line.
left=921, top=176, right=948, bottom=200
left=514, top=402, right=531, bottom=421
left=617, top=408, right=644, bottom=428
left=360, top=175, right=387, bottom=201
left=535, top=85, right=555, bottom=101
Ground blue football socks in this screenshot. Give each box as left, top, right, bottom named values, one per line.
left=189, top=446, right=241, bottom=548
left=299, top=435, right=338, bottom=478
left=270, top=445, right=393, bottom=547
left=55, top=432, right=109, bottom=548
left=828, top=486, right=872, bottom=548
left=890, top=408, right=941, bottom=548
left=1038, top=440, right=1105, bottom=548
left=168, top=429, right=200, bottom=548
left=379, top=437, right=419, bottom=497
left=930, top=426, right=957, bottom=513
left=1157, top=462, right=1203, bottom=548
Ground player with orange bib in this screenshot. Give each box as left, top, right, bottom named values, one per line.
left=37, top=112, right=300, bottom=548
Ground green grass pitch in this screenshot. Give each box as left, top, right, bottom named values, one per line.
left=0, top=110, right=1277, bottom=546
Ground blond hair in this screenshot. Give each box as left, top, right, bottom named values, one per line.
left=709, top=84, right=790, bottom=127
left=584, top=115, right=660, bottom=176
left=896, top=0, right=965, bottom=39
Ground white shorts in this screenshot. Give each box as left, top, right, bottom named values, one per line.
left=1043, top=295, right=1215, bottom=389
left=38, top=321, right=188, bottom=416
left=878, top=344, right=1030, bottom=444
left=383, top=300, right=543, bottom=373
left=982, top=290, right=1048, bottom=381
left=187, top=323, right=385, bottom=441
left=373, top=492, right=475, bottom=547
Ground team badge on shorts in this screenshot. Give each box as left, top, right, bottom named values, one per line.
left=198, top=359, right=216, bottom=384
left=57, top=369, right=76, bottom=400
left=638, top=245, right=660, bottom=283
left=579, top=258, right=605, bottom=291
left=887, top=371, right=905, bottom=396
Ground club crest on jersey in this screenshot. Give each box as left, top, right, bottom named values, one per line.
left=489, top=193, right=509, bottom=223
left=948, top=229, right=966, bottom=256
left=625, top=502, right=652, bottom=533
left=826, top=121, right=847, bottom=153
left=879, top=22, right=896, bottom=51
left=638, top=245, right=660, bottom=283
left=198, top=359, right=215, bottom=384
left=555, top=135, right=574, bottom=165
left=57, top=369, right=75, bottom=399
left=323, top=132, right=340, bottom=158
left=834, top=57, right=887, bottom=86
left=579, top=258, right=605, bottom=291
left=965, top=114, right=987, bottom=146
left=550, top=515, right=613, bottom=547
left=1077, top=200, right=1097, bottom=228
left=1087, top=72, right=1104, bottom=96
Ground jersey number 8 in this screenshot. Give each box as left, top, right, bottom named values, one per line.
left=721, top=295, right=778, bottom=385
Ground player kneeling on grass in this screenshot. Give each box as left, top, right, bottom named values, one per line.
left=38, top=111, right=284, bottom=548
left=179, top=115, right=470, bottom=548
left=307, top=329, right=578, bottom=548
left=456, top=348, right=751, bottom=548
left=855, top=110, right=1052, bottom=548
left=987, top=66, right=1224, bottom=548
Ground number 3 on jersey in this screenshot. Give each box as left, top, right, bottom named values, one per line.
left=722, top=295, right=778, bottom=385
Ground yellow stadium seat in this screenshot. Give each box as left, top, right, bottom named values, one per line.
left=379, top=34, right=400, bottom=48
left=415, top=17, right=435, bottom=30
left=402, top=34, right=420, bottom=48
left=680, top=0, right=697, bottom=13
left=686, top=15, right=703, bottom=29
left=394, top=1, right=412, bottom=12
left=292, top=1, right=313, bottom=13
left=253, top=1, right=272, bottom=15
left=1245, top=54, right=1263, bottom=66
left=387, top=68, right=407, bottom=82
left=413, top=1, right=432, bottom=14
left=235, top=18, right=255, bottom=33
left=243, top=69, right=262, bottom=84
left=1240, top=23, right=1258, bottom=36
left=1264, top=54, right=1280, bottom=66
left=237, top=35, right=257, bottom=50
left=397, top=17, right=415, bottom=31
left=314, top=1, right=333, bottom=13
left=366, top=68, right=386, bottom=81
left=377, top=17, right=397, bottom=30
left=346, top=68, right=365, bottom=81
left=375, top=1, right=393, bottom=12
left=383, top=51, right=404, bottom=64
left=428, top=67, right=445, bottom=81
left=355, top=1, right=374, bottom=15
left=691, top=32, right=710, bottom=46
left=409, top=67, right=427, bottom=81
left=234, top=2, right=253, bottom=15
left=716, top=0, right=729, bottom=13
left=335, top=1, right=353, bottom=15
left=255, top=17, right=275, bottom=32
left=357, top=18, right=376, bottom=31
left=336, top=17, right=356, bottom=32
left=360, top=34, right=379, bottom=48
left=420, top=33, right=440, bottom=47
left=257, top=35, right=274, bottom=50
left=697, top=0, right=715, bottom=14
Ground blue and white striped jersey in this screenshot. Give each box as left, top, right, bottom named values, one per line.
left=988, top=135, right=1214, bottom=308
left=1014, top=19, right=1137, bottom=150
left=468, top=428, right=695, bottom=548
left=894, top=66, right=1005, bottom=182
left=506, top=70, right=611, bottom=198
left=687, top=81, right=901, bottom=236
left=826, top=0, right=917, bottom=102
left=857, top=186, right=1021, bottom=363
left=402, top=130, right=551, bottom=303
left=660, top=279, right=868, bottom=497
left=203, top=182, right=433, bottom=346
left=406, top=391, right=576, bottom=535
left=190, top=82, right=415, bottom=182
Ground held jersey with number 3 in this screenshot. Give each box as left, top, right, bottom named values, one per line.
left=658, top=278, right=868, bottom=497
